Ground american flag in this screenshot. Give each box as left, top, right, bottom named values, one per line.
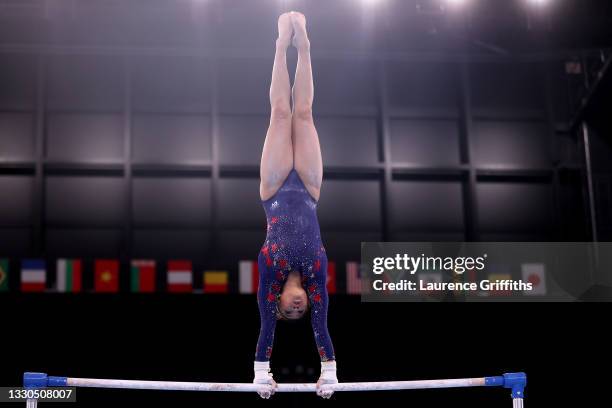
left=346, top=261, right=368, bottom=295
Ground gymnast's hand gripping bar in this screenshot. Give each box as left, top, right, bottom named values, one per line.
left=23, top=371, right=526, bottom=407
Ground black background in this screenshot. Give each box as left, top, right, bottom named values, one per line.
left=2, top=294, right=608, bottom=407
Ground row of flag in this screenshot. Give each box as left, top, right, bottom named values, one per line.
left=0, top=258, right=547, bottom=295
left=5, top=259, right=231, bottom=293
left=0, top=259, right=368, bottom=294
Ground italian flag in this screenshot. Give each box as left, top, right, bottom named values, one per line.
left=21, top=259, right=46, bottom=292
left=56, top=259, right=82, bottom=293
left=203, top=270, right=228, bottom=293
left=239, top=260, right=258, bottom=294
left=0, top=259, right=8, bottom=292
left=167, top=260, right=192, bottom=293
left=131, top=260, right=156, bottom=293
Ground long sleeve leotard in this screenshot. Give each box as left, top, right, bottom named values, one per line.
left=255, top=168, right=335, bottom=362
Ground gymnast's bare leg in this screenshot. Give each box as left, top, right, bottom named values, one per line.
left=259, top=13, right=294, bottom=201
left=290, top=12, right=323, bottom=201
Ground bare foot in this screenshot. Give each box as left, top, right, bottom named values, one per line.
left=277, top=12, right=293, bottom=48
left=290, top=11, right=310, bottom=50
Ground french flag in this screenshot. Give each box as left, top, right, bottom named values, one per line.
left=21, top=259, right=46, bottom=292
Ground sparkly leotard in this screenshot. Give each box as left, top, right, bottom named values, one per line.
left=255, top=169, right=335, bottom=362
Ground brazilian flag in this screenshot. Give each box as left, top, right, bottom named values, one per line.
left=0, top=259, right=8, bottom=292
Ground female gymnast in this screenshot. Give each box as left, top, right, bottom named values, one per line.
left=252, top=11, right=337, bottom=400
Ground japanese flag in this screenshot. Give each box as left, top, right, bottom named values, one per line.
left=521, top=263, right=546, bottom=296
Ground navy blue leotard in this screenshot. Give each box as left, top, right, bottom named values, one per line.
left=255, top=168, right=335, bottom=362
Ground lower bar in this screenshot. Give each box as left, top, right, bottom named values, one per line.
left=23, top=371, right=525, bottom=407
left=67, top=376, right=486, bottom=392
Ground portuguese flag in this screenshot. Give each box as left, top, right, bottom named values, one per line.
left=0, top=259, right=8, bottom=292
left=131, top=260, right=156, bottom=293
left=203, top=270, right=228, bottom=293
left=94, top=259, right=119, bottom=293
left=56, top=259, right=82, bottom=293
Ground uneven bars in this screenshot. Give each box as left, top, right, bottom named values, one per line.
left=23, top=372, right=526, bottom=406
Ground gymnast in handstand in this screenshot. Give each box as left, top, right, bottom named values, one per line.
left=253, top=11, right=337, bottom=400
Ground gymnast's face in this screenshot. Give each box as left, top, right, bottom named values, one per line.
left=278, top=285, right=308, bottom=320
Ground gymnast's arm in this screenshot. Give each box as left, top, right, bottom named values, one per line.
left=253, top=258, right=279, bottom=398
left=304, top=265, right=338, bottom=399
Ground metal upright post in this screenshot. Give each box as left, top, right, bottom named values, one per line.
left=581, top=122, right=600, bottom=277
left=581, top=122, right=598, bottom=242
left=484, top=372, right=526, bottom=408
left=459, top=60, right=479, bottom=241
left=377, top=60, right=392, bottom=242
left=32, top=55, right=46, bottom=256
left=123, top=55, right=133, bottom=274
